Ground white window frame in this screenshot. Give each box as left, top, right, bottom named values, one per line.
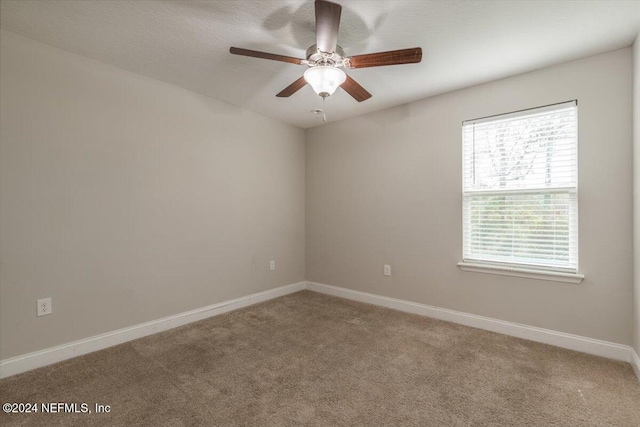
left=457, top=101, right=584, bottom=283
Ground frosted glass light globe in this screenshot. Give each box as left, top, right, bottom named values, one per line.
left=303, top=66, right=347, bottom=98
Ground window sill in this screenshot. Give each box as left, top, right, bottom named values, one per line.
left=457, top=262, right=584, bottom=284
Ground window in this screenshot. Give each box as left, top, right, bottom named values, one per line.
left=462, top=101, right=578, bottom=274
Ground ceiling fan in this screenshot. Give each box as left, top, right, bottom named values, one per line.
left=230, top=0, right=422, bottom=102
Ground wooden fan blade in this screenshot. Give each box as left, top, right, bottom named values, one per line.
left=315, top=0, right=342, bottom=53
left=340, top=75, right=372, bottom=102
left=230, top=47, right=304, bottom=65
left=346, top=47, right=422, bottom=69
left=276, top=76, right=307, bottom=97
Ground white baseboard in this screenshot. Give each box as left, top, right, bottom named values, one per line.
left=305, top=281, right=633, bottom=363
left=632, top=348, right=640, bottom=383
left=2, top=280, right=635, bottom=381
left=0, top=282, right=305, bottom=379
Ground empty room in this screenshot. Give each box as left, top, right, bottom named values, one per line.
left=1, top=0, right=640, bottom=425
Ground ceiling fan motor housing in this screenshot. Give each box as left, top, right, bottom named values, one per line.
left=306, top=44, right=345, bottom=67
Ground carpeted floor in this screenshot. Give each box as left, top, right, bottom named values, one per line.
left=1, top=290, right=639, bottom=426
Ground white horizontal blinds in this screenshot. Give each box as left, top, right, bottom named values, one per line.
left=462, top=101, right=578, bottom=271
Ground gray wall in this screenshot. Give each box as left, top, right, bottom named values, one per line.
left=634, top=33, right=640, bottom=355
left=306, top=48, right=633, bottom=345
left=0, top=30, right=306, bottom=360
left=1, top=29, right=635, bottom=362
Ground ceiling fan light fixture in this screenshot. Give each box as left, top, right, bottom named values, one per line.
left=304, top=66, right=346, bottom=98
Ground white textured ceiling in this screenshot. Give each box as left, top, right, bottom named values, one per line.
left=1, top=0, right=640, bottom=128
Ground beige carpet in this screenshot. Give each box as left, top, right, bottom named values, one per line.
left=1, top=290, right=638, bottom=426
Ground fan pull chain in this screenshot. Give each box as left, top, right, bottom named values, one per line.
left=322, top=96, right=327, bottom=122
left=311, top=98, right=328, bottom=123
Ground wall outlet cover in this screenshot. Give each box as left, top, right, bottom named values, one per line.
left=37, top=297, right=52, bottom=316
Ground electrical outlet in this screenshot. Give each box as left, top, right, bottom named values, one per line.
left=37, top=297, right=52, bottom=316
left=270, top=260, right=276, bottom=271
left=384, top=264, right=391, bottom=276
